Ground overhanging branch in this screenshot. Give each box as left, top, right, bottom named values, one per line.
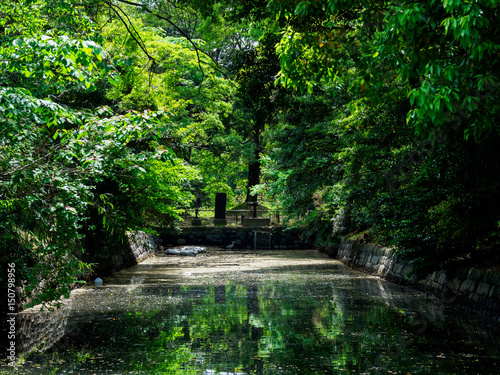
left=111, top=0, right=228, bottom=80
left=106, top=1, right=157, bottom=63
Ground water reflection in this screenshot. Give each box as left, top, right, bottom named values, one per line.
left=2, top=250, right=500, bottom=374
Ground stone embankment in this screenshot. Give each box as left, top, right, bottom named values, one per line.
left=86, top=231, right=158, bottom=276
left=17, top=302, right=71, bottom=357
left=321, top=238, right=500, bottom=320
left=159, top=226, right=309, bottom=250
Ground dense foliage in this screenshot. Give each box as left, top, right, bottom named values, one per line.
left=257, top=0, right=500, bottom=273
left=0, top=0, right=202, bottom=308
left=1, top=0, right=499, bottom=308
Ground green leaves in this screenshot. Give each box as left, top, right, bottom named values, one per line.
left=270, top=0, right=500, bottom=140
left=1, top=93, right=199, bottom=307
left=0, top=0, right=207, bottom=309
left=1, top=34, right=112, bottom=96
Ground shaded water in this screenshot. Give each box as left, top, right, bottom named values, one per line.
left=2, top=250, right=500, bottom=374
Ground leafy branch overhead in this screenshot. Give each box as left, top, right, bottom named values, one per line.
left=269, top=0, right=500, bottom=140
left=110, top=0, right=229, bottom=79
left=0, top=0, right=201, bottom=308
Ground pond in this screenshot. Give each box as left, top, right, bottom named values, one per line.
left=2, top=250, right=500, bottom=374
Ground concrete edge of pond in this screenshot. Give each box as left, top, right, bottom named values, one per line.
left=319, top=237, right=500, bottom=322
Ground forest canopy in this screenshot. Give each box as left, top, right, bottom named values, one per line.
left=1, top=0, right=499, bottom=308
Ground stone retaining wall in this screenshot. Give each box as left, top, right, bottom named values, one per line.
left=322, top=238, right=500, bottom=320
left=87, top=231, right=158, bottom=276
left=16, top=301, right=71, bottom=357
left=159, top=226, right=309, bottom=250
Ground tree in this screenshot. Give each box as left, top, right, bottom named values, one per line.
left=100, top=8, right=249, bottom=206
left=0, top=0, right=114, bottom=308
left=224, top=0, right=500, bottom=273
left=231, top=32, right=285, bottom=202
left=0, top=0, right=200, bottom=309
left=261, top=70, right=500, bottom=274
left=268, top=0, right=500, bottom=140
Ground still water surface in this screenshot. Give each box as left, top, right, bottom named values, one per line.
left=3, top=250, right=500, bottom=374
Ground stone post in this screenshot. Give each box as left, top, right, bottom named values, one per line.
left=191, top=197, right=202, bottom=226
left=213, top=193, right=227, bottom=226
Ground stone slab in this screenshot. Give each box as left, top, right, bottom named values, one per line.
left=213, top=219, right=227, bottom=226
left=242, top=218, right=270, bottom=227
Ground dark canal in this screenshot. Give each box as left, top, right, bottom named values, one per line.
left=2, top=250, right=500, bottom=374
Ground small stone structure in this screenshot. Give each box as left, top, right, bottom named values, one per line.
left=192, top=197, right=202, bottom=226
left=323, top=238, right=500, bottom=320
left=242, top=201, right=270, bottom=227
left=160, top=226, right=309, bottom=250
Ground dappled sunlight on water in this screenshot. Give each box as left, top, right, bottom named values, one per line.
left=2, top=250, right=500, bottom=374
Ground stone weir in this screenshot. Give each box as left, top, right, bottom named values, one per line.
left=159, top=226, right=310, bottom=250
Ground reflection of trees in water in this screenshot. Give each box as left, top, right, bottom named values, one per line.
left=12, top=277, right=500, bottom=374
left=249, top=282, right=347, bottom=373
left=186, top=283, right=256, bottom=372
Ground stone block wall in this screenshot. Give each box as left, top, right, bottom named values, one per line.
left=89, top=231, right=158, bottom=276
left=159, top=226, right=309, bottom=250
left=327, top=238, right=500, bottom=319
left=16, top=301, right=71, bottom=357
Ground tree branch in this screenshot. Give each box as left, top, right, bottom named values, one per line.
left=0, top=145, right=63, bottom=181
left=112, top=0, right=227, bottom=79
left=106, top=1, right=157, bottom=63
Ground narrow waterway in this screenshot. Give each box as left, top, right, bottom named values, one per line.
left=3, top=249, right=500, bottom=374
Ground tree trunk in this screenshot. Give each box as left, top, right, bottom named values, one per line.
left=246, top=120, right=264, bottom=202
left=246, top=158, right=260, bottom=202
